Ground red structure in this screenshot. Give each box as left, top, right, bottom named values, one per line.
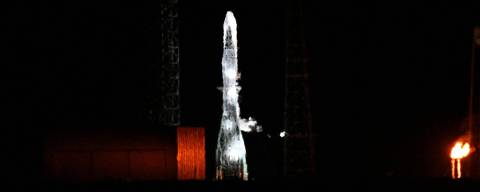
left=44, top=130, right=177, bottom=181
left=177, top=127, right=206, bottom=180
left=43, top=128, right=204, bottom=181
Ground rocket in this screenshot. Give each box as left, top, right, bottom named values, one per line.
left=215, top=11, right=248, bottom=181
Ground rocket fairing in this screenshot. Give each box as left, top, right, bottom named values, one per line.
left=215, top=11, right=248, bottom=181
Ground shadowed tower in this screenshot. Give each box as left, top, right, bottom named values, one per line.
left=283, top=0, right=316, bottom=177
left=150, top=0, right=180, bottom=126
left=469, top=26, right=480, bottom=178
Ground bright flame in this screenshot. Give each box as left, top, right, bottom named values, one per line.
left=450, top=142, right=470, bottom=159
left=450, top=142, right=471, bottom=179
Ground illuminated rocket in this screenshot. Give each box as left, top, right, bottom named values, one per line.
left=215, top=11, right=248, bottom=181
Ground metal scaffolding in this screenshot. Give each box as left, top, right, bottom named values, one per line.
left=469, top=26, right=480, bottom=178
left=283, top=0, right=316, bottom=177
left=150, top=0, right=180, bottom=126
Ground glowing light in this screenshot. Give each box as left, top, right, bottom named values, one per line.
left=450, top=142, right=470, bottom=159
left=450, top=142, right=471, bottom=179
left=280, top=131, right=286, bottom=138
left=451, top=159, right=456, bottom=179
left=457, top=158, right=461, bottom=178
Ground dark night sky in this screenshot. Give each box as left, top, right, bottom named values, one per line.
left=7, top=0, right=480, bottom=181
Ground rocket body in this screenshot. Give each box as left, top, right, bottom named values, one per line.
left=215, top=11, right=248, bottom=181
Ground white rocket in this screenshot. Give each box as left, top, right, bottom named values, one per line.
left=215, top=11, right=248, bottom=181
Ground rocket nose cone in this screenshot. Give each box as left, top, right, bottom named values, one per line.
left=224, top=11, right=237, bottom=27
left=223, top=11, right=237, bottom=48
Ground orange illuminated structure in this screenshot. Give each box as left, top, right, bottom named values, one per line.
left=44, top=128, right=206, bottom=181
left=44, top=130, right=177, bottom=181
left=177, top=127, right=206, bottom=180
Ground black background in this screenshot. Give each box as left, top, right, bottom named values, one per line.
left=7, top=0, right=480, bottom=183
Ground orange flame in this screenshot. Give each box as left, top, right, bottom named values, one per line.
left=450, top=142, right=471, bottom=179
left=450, top=142, right=471, bottom=159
